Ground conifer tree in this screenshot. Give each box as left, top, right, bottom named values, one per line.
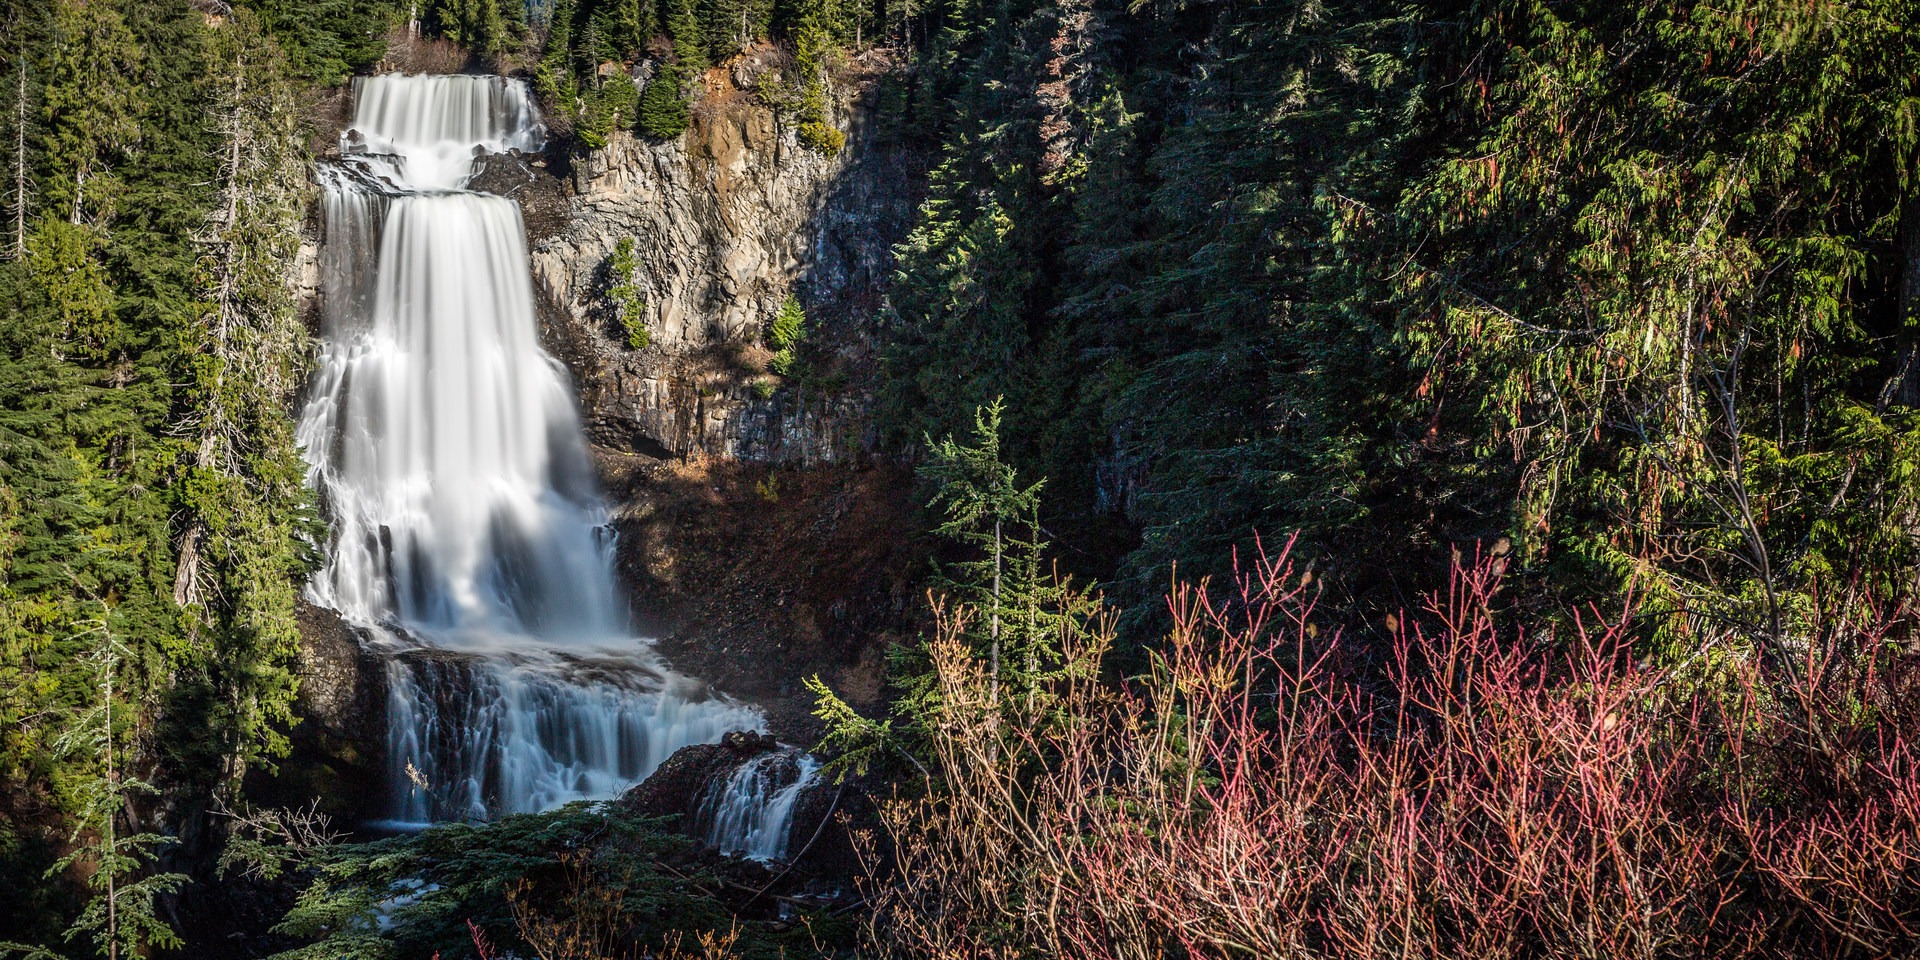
left=49, top=618, right=188, bottom=960
left=41, top=0, right=140, bottom=225
left=610, top=0, right=654, bottom=59
left=636, top=61, right=689, bottom=139
left=920, top=399, right=1059, bottom=704
left=3, top=7, right=37, bottom=261
left=533, top=0, right=579, bottom=119
left=172, top=6, right=312, bottom=776
left=666, top=0, right=707, bottom=74
left=787, top=0, right=841, bottom=151
left=809, top=399, right=1089, bottom=782
left=576, top=70, right=639, bottom=149
left=607, top=236, right=649, bottom=348
left=699, top=0, right=747, bottom=61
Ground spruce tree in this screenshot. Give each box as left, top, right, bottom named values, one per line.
left=665, top=0, right=707, bottom=74
left=3, top=6, right=38, bottom=260
left=919, top=399, right=1060, bottom=704
left=172, top=5, right=313, bottom=776
left=41, top=0, right=140, bottom=226
left=533, top=0, right=579, bottom=115
left=577, top=71, right=639, bottom=149
left=610, top=0, right=654, bottom=59
left=48, top=619, right=188, bottom=960
left=636, top=60, right=689, bottom=139
left=700, top=0, right=746, bottom=62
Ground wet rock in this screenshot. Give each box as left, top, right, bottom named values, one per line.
left=782, top=770, right=877, bottom=881
left=620, top=730, right=780, bottom=828
left=248, top=601, right=389, bottom=822
left=291, top=601, right=387, bottom=744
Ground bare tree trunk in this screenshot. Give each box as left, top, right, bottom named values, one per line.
left=174, top=53, right=244, bottom=612
left=11, top=49, right=24, bottom=258
left=1896, top=160, right=1920, bottom=406
left=104, top=637, right=118, bottom=960
left=990, top=517, right=1002, bottom=706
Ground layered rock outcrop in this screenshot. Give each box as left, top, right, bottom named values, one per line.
left=531, top=44, right=918, bottom=464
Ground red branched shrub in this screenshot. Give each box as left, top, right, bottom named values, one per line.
left=859, top=540, right=1920, bottom=959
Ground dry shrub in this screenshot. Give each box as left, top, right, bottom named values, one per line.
left=862, top=541, right=1920, bottom=959
left=380, top=26, right=471, bottom=75
left=507, top=853, right=745, bottom=960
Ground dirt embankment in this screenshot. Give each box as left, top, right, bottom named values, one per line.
left=599, top=450, right=924, bottom=742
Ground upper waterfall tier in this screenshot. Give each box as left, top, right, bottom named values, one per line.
left=343, top=74, right=545, bottom=191
left=301, top=75, right=621, bottom=648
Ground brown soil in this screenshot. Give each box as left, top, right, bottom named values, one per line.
left=598, top=450, right=925, bottom=743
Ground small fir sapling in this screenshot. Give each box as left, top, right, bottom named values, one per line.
left=607, top=237, right=648, bottom=349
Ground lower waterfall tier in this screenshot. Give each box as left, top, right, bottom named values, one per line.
left=378, top=649, right=764, bottom=825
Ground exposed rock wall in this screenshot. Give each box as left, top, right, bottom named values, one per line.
left=254, top=602, right=389, bottom=821
left=530, top=45, right=919, bottom=464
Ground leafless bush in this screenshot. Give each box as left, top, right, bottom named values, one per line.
left=861, top=541, right=1920, bottom=959
left=380, top=26, right=470, bottom=75
left=212, top=797, right=343, bottom=881
left=507, top=853, right=749, bottom=960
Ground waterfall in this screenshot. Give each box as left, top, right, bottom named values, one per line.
left=301, top=74, right=762, bottom=826
left=696, top=751, right=822, bottom=862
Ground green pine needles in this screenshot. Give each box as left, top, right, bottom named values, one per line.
left=812, top=400, right=1095, bottom=783
left=767, top=293, right=806, bottom=375
left=637, top=62, right=690, bottom=140
left=607, top=237, right=649, bottom=349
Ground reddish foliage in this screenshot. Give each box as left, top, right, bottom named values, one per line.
left=865, top=541, right=1920, bottom=959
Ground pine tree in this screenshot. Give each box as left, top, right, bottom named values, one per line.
left=920, top=399, right=1058, bottom=704
left=607, top=236, right=649, bottom=348
left=610, top=0, right=654, bottom=59
left=3, top=8, right=37, bottom=261
left=788, top=2, right=841, bottom=152
left=40, top=0, right=140, bottom=226
left=636, top=60, right=689, bottom=139
left=576, top=70, right=639, bottom=149
left=533, top=0, right=580, bottom=120
left=665, top=0, right=707, bottom=74
left=699, top=0, right=746, bottom=62
left=49, top=617, right=188, bottom=960
left=171, top=6, right=313, bottom=776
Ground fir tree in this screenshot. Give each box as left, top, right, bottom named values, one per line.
left=610, top=0, right=654, bottom=59
left=700, top=0, right=747, bottom=61
left=40, top=0, right=141, bottom=226
left=636, top=60, right=689, bottom=139
left=172, top=5, right=314, bottom=777
left=920, top=399, right=1058, bottom=704
left=576, top=71, right=639, bottom=149
left=49, top=618, right=188, bottom=960
left=607, top=236, right=649, bottom=348
left=3, top=5, right=39, bottom=260
left=665, top=0, right=707, bottom=74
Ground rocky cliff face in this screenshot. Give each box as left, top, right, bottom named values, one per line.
left=531, top=45, right=918, bottom=464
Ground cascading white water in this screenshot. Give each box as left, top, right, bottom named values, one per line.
left=696, top=751, right=822, bottom=862
left=301, top=74, right=762, bottom=825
